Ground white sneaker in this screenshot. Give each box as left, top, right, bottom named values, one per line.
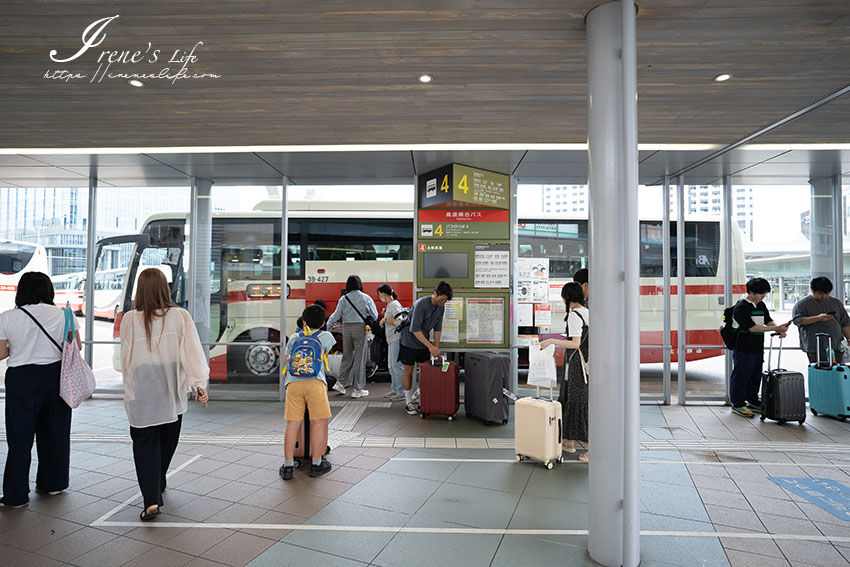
left=332, top=382, right=346, bottom=395
left=404, top=403, right=419, bottom=415
left=351, top=389, right=369, bottom=398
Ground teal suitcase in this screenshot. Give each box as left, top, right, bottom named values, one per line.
left=808, top=333, right=850, bottom=422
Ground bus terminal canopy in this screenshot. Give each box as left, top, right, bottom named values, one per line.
left=0, top=1, right=849, bottom=184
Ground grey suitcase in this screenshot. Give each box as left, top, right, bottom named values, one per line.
left=464, top=351, right=510, bottom=425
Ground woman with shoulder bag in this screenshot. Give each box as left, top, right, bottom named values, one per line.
left=539, top=282, right=589, bottom=463
left=120, top=268, right=209, bottom=521
left=0, top=272, right=81, bottom=507
left=326, top=275, right=379, bottom=398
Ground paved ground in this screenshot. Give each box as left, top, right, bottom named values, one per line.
left=1, top=382, right=849, bottom=567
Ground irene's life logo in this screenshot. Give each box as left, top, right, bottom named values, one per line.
left=45, top=15, right=220, bottom=84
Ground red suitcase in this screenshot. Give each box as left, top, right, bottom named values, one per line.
left=419, top=357, right=459, bottom=421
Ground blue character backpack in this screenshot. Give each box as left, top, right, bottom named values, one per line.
left=285, top=326, right=329, bottom=377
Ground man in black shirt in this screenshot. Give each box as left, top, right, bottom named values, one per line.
left=730, top=277, right=789, bottom=417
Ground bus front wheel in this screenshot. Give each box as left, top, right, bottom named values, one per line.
left=228, top=329, right=281, bottom=383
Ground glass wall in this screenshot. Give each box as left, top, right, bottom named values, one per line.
left=0, top=186, right=90, bottom=387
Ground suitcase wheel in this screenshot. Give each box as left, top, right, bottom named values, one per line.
left=516, top=454, right=523, bottom=462
left=760, top=415, right=766, bottom=421
left=502, top=419, right=508, bottom=425
left=798, top=419, right=805, bottom=425
left=557, top=456, right=564, bottom=464
left=545, top=461, right=554, bottom=470
left=777, top=420, right=785, bottom=425
left=447, top=415, right=454, bottom=422
left=811, top=408, right=818, bottom=416
left=419, top=413, right=426, bottom=419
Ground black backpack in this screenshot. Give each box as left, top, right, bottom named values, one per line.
left=394, top=307, right=412, bottom=333
left=719, top=300, right=741, bottom=349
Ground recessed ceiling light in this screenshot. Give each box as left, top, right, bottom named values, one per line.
left=713, top=73, right=732, bottom=82
left=127, top=79, right=145, bottom=88
left=418, top=74, right=433, bottom=83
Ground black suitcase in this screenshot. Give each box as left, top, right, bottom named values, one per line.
left=760, top=335, right=806, bottom=425
left=463, top=351, right=510, bottom=425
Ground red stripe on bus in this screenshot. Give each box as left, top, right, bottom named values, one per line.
left=305, top=281, right=414, bottom=314
left=639, top=329, right=724, bottom=363
left=639, top=284, right=746, bottom=295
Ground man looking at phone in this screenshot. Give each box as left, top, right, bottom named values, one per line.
left=792, top=276, right=850, bottom=363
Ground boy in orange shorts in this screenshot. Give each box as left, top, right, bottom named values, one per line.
left=280, top=304, right=336, bottom=480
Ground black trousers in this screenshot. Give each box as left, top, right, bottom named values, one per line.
left=3, top=361, right=71, bottom=506
left=129, top=415, right=182, bottom=509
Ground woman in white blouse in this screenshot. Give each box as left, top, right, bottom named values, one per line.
left=120, top=268, right=209, bottom=521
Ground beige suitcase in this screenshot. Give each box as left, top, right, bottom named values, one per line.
left=515, top=394, right=563, bottom=469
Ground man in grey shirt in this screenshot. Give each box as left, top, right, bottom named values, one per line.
left=791, top=276, right=850, bottom=363
left=398, top=281, right=453, bottom=415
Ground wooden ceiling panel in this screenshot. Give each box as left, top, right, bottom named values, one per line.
left=0, top=1, right=848, bottom=150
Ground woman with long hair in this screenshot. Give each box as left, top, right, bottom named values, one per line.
left=120, top=268, right=209, bottom=520
left=326, top=274, right=378, bottom=398
left=0, top=272, right=81, bottom=507
left=377, top=283, right=405, bottom=401
left=539, top=281, right=589, bottom=462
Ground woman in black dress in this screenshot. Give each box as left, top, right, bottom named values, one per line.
left=539, top=282, right=589, bottom=462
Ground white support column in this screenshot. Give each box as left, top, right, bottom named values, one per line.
left=723, top=176, right=733, bottom=403
left=280, top=177, right=290, bottom=402
left=833, top=175, right=843, bottom=289
left=663, top=176, right=672, bottom=405
left=189, top=178, right=213, bottom=361
left=510, top=175, right=519, bottom=394
left=586, top=2, right=640, bottom=565
left=84, top=173, right=97, bottom=367
left=677, top=176, right=687, bottom=405
left=811, top=178, right=836, bottom=281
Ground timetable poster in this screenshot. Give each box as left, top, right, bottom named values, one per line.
left=466, top=297, right=504, bottom=344
left=474, top=243, right=510, bottom=288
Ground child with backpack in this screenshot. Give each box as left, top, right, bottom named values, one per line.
left=280, top=304, right=336, bottom=480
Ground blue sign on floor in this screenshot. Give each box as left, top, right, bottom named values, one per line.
left=770, top=478, right=850, bottom=521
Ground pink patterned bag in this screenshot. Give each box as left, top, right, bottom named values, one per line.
left=59, top=307, right=96, bottom=408
left=21, top=306, right=95, bottom=408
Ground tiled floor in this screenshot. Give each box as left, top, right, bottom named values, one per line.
left=0, top=384, right=849, bottom=567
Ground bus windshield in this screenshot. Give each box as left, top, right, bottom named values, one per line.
left=0, top=242, right=37, bottom=274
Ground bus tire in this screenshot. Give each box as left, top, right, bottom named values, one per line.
left=228, top=328, right=281, bottom=383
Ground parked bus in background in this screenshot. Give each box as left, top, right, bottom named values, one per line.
left=52, top=271, right=86, bottom=314
left=102, top=201, right=745, bottom=383
left=81, top=268, right=126, bottom=321
left=0, top=239, right=49, bottom=313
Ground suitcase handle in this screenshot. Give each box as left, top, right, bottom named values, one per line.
left=557, top=417, right=562, bottom=444
left=768, top=333, right=784, bottom=370
left=816, top=333, right=833, bottom=369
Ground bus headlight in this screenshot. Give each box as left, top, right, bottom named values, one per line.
left=246, top=284, right=281, bottom=299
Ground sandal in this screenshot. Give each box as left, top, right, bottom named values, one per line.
left=578, top=453, right=589, bottom=463
left=140, top=506, right=160, bottom=521
left=562, top=441, right=576, bottom=454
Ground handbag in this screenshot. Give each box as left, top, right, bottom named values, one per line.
left=21, top=306, right=96, bottom=408
left=343, top=293, right=381, bottom=335
left=528, top=343, right=557, bottom=387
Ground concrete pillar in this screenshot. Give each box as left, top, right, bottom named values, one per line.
left=189, top=178, right=213, bottom=359
left=811, top=178, right=836, bottom=282
left=586, top=2, right=640, bottom=565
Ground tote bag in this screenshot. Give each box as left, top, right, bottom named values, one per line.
left=59, top=307, right=96, bottom=408
left=527, top=343, right=557, bottom=388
